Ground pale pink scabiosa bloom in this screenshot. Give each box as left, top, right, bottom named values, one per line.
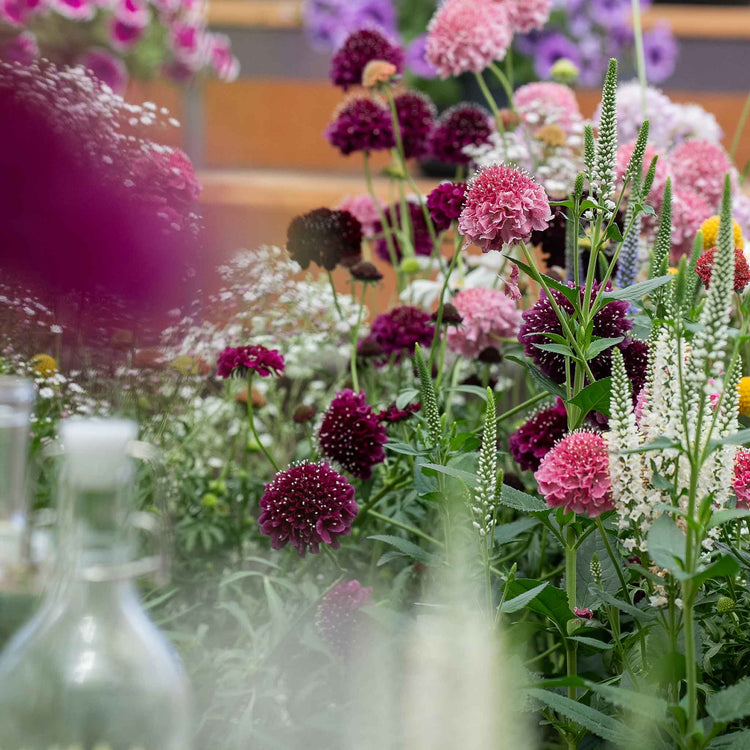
left=336, top=194, right=386, bottom=239
left=535, top=431, right=614, bottom=517
left=733, top=450, right=750, bottom=509
left=316, top=580, right=373, bottom=656
left=425, top=0, right=512, bottom=79
left=259, top=461, right=358, bottom=556
left=615, top=141, right=669, bottom=203
left=216, top=345, right=285, bottom=379
left=507, top=0, right=551, bottom=33
left=319, top=389, right=387, bottom=480
left=669, top=140, right=734, bottom=209
left=459, top=164, right=552, bottom=251
left=671, top=187, right=711, bottom=259
left=447, top=287, right=521, bottom=359
left=513, top=81, right=581, bottom=132
left=78, top=48, right=128, bottom=92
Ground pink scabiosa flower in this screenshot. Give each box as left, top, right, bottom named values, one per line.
left=209, top=33, right=240, bottom=82
left=514, top=82, right=581, bottom=132
left=695, top=246, right=750, bottom=292
left=615, top=141, right=668, bottom=202
left=535, top=431, right=614, bottom=517
left=426, top=181, right=466, bottom=232
left=0, top=0, right=40, bottom=26
left=509, top=397, right=568, bottom=472
left=425, top=0, right=512, bottom=79
left=507, top=0, right=551, bottom=33
left=573, top=607, right=594, bottom=619
left=216, top=345, right=285, bottom=379
left=110, top=0, right=150, bottom=49
left=733, top=449, right=750, bottom=510
left=393, top=91, right=436, bottom=160
left=1, top=31, right=38, bottom=65
left=370, top=305, right=436, bottom=361
left=326, top=95, right=395, bottom=156
left=319, top=389, right=387, bottom=480
left=373, top=200, right=432, bottom=262
left=336, top=194, right=386, bottom=239
left=78, top=48, right=128, bottom=93
left=316, top=580, right=373, bottom=655
left=459, top=165, right=552, bottom=251
left=671, top=187, right=711, bottom=259
left=258, top=461, right=358, bottom=556
left=669, top=140, right=734, bottom=209
left=287, top=207, right=363, bottom=270
left=429, top=103, right=493, bottom=165
left=330, top=28, right=405, bottom=90
left=447, top=287, right=521, bottom=359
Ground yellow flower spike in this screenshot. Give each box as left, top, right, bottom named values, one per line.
left=30, top=353, right=57, bottom=378
left=738, top=377, right=750, bottom=417
left=700, top=215, right=744, bottom=250
left=667, top=267, right=679, bottom=275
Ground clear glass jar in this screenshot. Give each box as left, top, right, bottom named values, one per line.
left=0, top=418, right=191, bottom=749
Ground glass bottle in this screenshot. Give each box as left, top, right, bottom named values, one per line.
left=0, top=376, right=36, bottom=642
left=0, top=418, right=191, bottom=749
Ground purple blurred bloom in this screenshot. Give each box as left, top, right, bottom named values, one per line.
left=590, top=0, right=630, bottom=28
left=532, top=32, right=582, bottom=79
left=349, top=0, right=397, bottom=34
left=405, top=34, right=437, bottom=79
left=303, top=0, right=397, bottom=52
left=643, top=23, right=678, bottom=83
left=514, top=29, right=544, bottom=57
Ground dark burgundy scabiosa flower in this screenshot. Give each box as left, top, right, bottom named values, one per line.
left=350, top=260, right=383, bottom=282
left=433, top=302, right=463, bottom=326
left=316, top=579, right=373, bottom=656
left=293, top=404, right=316, bottom=423
left=429, top=103, right=493, bottom=165
left=518, top=283, right=633, bottom=384
left=319, top=389, right=388, bottom=480
left=326, top=95, right=395, bottom=156
left=374, top=201, right=432, bottom=263
left=258, top=461, right=358, bottom=556
left=695, top=247, right=750, bottom=293
left=620, top=338, right=649, bottom=396
left=330, top=28, right=405, bottom=91
left=509, top=398, right=568, bottom=471
left=287, top=207, right=363, bottom=270
left=426, top=181, right=467, bottom=232
left=216, top=345, right=285, bottom=379
left=370, top=305, right=436, bottom=361
left=393, top=91, right=436, bottom=160
left=378, top=401, right=420, bottom=423
left=357, top=336, right=385, bottom=359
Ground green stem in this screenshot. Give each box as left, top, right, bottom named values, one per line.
left=683, top=589, right=698, bottom=740
left=488, top=62, right=515, bottom=109
left=428, top=238, right=462, bottom=371
left=350, top=283, right=367, bottom=392
left=474, top=71, right=507, bottom=148
left=366, top=508, right=444, bottom=547
left=730, top=91, right=750, bottom=164
left=327, top=270, right=344, bottom=321
left=631, top=0, right=648, bottom=116
left=494, top=391, right=547, bottom=427
left=246, top=374, right=279, bottom=472
left=565, top=525, right=577, bottom=700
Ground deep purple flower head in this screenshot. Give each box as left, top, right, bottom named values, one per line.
left=370, top=305, right=435, bottom=361
left=374, top=201, right=433, bottom=262
left=518, top=283, right=633, bottom=384
left=394, top=91, right=436, bottom=160
left=509, top=397, right=569, bottom=472
left=319, top=389, right=387, bottom=479
left=643, top=23, right=678, bottom=83
left=426, top=181, right=467, bottom=232
left=405, top=33, right=437, bottom=79
left=316, top=579, right=373, bottom=655
left=430, top=103, right=493, bottom=165
left=378, top=401, right=420, bottom=423
left=326, top=95, right=395, bottom=155
left=330, top=27, right=404, bottom=90
left=620, top=338, right=649, bottom=395
left=259, top=461, right=358, bottom=556
left=287, top=207, right=363, bottom=270
left=216, top=345, right=285, bottom=379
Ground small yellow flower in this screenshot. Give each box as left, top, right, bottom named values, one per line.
left=535, top=124, right=567, bottom=148
left=667, top=267, right=679, bottom=275
left=738, top=376, right=750, bottom=417
left=171, top=355, right=200, bottom=376
left=31, top=353, right=57, bottom=378
left=700, top=215, right=744, bottom=250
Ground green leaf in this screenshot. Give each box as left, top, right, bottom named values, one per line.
left=500, top=484, right=548, bottom=512
left=506, top=579, right=573, bottom=630
left=647, top=515, right=686, bottom=575
left=708, top=428, right=750, bottom=450
left=710, top=730, right=750, bottom=748
left=606, top=223, right=624, bottom=243
left=710, top=509, right=750, bottom=528
left=618, top=436, right=681, bottom=454
left=706, top=677, right=750, bottom=723
left=585, top=337, right=623, bottom=360
left=385, top=442, right=424, bottom=456
left=500, top=582, right=548, bottom=614
left=597, top=590, right=653, bottom=621
left=569, top=636, right=615, bottom=650
left=587, top=682, right=670, bottom=723
left=446, top=384, right=493, bottom=400
left=506, top=355, right=568, bottom=400
left=494, top=517, right=538, bottom=545
left=368, top=535, right=441, bottom=567
left=690, top=554, right=740, bottom=588
left=525, top=688, right=637, bottom=745
left=534, top=342, right=577, bottom=358
left=421, top=462, right=477, bottom=486
left=511, top=257, right=580, bottom=307
left=396, top=389, right=420, bottom=409
left=569, top=377, right=612, bottom=418
left=602, top=275, right=673, bottom=302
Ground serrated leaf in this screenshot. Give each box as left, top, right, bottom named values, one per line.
left=500, top=582, right=548, bottom=614
left=647, top=515, right=686, bottom=575
left=368, top=534, right=441, bottom=567
left=569, top=636, right=615, bottom=650
left=585, top=337, right=623, bottom=360
left=707, top=677, right=750, bottom=723
left=506, top=579, right=573, bottom=630
left=710, top=509, right=750, bottom=528
left=588, top=682, right=669, bottom=723
left=569, top=377, right=612, bottom=418
left=421, top=462, right=477, bottom=486
left=512, top=257, right=580, bottom=307
left=602, top=275, right=673, bottom=302
left=534, top=342, right=577, bottom=358
left=494, top=517, right=538, bottom=545
left=500, top=484, right=547, bottom=512
left=606, top=223, right=624, bottom=243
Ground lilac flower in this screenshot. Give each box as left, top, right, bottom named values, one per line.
left=405, top=34, right=437, bottom=79
left=532, top=32, right=582, bottom=79
left=590, top=0, right=630, bottom=29
left=643, top=23, right=678, bottom=83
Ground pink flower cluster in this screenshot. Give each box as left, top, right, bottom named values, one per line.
left=447, top=287, right=521, bottom=359
left=459, top=164, right=552, bottom=251
left=216, top=345, right=285, bottom=379
left=514, top=82, right=581, bottom=132
left=734, top=450, right=750, bottom=509
left=535, top=431, right=614, bottom=518
left=0, top=0, right=238, bottom=91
